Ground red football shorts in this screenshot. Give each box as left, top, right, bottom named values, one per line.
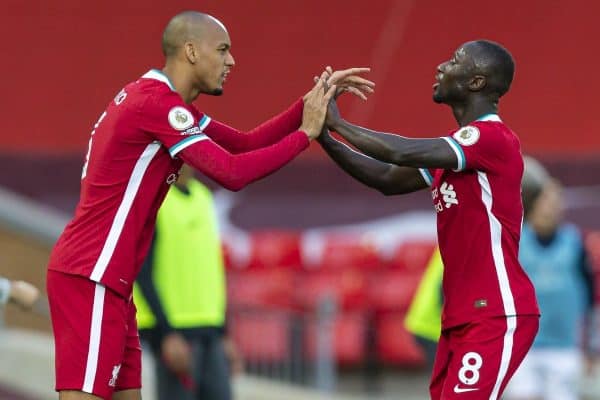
left=430, top=315, right=539, bottom=400
left=47, top=270, right=142, bottom=400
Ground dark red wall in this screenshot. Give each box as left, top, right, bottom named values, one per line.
left=2, top=0, right=600, bottom=156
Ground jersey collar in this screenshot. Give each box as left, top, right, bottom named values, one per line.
left=141, top=69, right=175, bottom=91
left=476, top=113, right=502, bottom=122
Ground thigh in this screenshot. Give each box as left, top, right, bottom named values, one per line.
left=195, top=337, right=232, bottom=400
left=112, top=389, right=141, bottom=400
left=439, top=315, right=538, bottom=400
left=48, top=270, right=129, bottom=400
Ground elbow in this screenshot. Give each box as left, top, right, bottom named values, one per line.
left=377, top=186, right=396, bottom=196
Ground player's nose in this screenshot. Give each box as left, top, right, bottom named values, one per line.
left=226, top=52, right=235, bottom=67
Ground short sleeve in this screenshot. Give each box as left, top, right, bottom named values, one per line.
left=418, top=168, right=434, bottom=186
left=441, top=122, right=508, bottom=172
left=139, top=91, right=215, bottom=158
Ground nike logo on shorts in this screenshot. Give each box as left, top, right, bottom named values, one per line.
left=453, top=384, right=479, bottom=393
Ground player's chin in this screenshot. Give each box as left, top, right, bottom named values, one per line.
left=432, top=93, right=444, bottom=104
left=206, top=85, right=224, bottom=96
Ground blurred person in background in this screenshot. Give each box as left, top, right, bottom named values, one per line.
left=404, top=246, right=443, bottom=371
left=133, top=165, right=242, bottom=400
left=504, top=157, right=597, bottom=400
left=44, top=9, right=373, bottom=400
left=0, top=276, right=48, bottom=316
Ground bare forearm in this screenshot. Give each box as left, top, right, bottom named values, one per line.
left=318, top=132, right=426, bottom=194
left=331, top=119, right=455, bottom=169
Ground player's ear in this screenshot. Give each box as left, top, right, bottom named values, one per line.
left=469, top=75, right=486, bottom=91
left=184, top=41, right=197, bottom=64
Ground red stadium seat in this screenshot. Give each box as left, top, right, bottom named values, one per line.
left=294, top=269, right=368, bottom=311
left=375, top=312, right=424, bottom=366
left=585, top=230, right=600, bottom=273
left=367, top=270, right=424, bottom=312
left=247, top=230, right=302, bottom=270
left=390, top=240, right=436, bottom=272
left=226, top=268, right=295, bottom=308
left=230, top=311, right=290, bottom=363
left=304, top=311, right=367, bottom=365
left=313, top=234, right=384, bottom=271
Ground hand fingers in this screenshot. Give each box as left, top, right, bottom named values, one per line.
left=326, top=66, right=333, bottom=75
left=309, top=77, right=325, bottom=95
left=323, top=84, right=337, bottom=103
left=329, top=67, right=371, bottom=83
left=358, top=84, right=375, bottom=93
left=338, top=75, right=376, bottom=88
left=346, top=86, right=367, bottom=101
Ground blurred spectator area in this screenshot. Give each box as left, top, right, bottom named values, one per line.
left=223, top=227, right=600, bottom=378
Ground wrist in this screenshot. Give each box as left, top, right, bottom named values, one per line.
left=299, top=125, right=317, bottom=140
left=329, top=118, right=344, bottom=132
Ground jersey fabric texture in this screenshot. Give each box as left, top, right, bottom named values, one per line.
left=418, top=114, right=539, bottom=330
left=48, top=69, right=308, bottom=299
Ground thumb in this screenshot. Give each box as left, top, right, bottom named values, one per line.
left=323, top=84, right=337, bottom=102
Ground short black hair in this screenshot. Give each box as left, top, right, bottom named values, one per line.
left=471, top=40, right=515, bottom=98
left=521, top=156, right=549, bottom=218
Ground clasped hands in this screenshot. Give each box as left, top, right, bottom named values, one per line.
left=300, top=66, right=373, bottom=140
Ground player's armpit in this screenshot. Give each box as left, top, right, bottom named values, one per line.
left=202, top=99, right=303, bottom=153
left=175, top=131, right=309, bottom=191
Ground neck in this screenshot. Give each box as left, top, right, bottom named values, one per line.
left=451, top=96, right=498, bottom=126
left=162, top=63, right=200, bottom=104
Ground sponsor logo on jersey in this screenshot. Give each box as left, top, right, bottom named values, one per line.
left=432, top=181, right=459, bottom=212
left=108, top=364, right=121, bottom=387
left=440, top=182, right=458, bottom=208
left=453, top=126, right=480, bottom=146
left=182, top=126, right=201, bottom=136
left=453, top=384, right=479, bottom=393
left=168, top=107, right=195, bottom=131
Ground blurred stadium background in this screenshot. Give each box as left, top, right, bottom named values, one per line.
left=1, top=0, right=600, bottom=399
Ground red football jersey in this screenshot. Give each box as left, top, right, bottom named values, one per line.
left=48, top=70, right=308, bottom=297
left=419, top=115, right=539, bottom=329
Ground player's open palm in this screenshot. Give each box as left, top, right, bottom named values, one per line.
left=323, top=66, right=374, bottom=100
left=300, top=78, right=337, bottom=140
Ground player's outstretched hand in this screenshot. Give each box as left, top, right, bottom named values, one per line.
left=10, top=280, right=40, bottom=309
left=325, top=98, right=342, bottom=130
left=317, top=66, right=375, bottom=101
left=300, top=78, right=337, bottom=140
left=162, top=332, right=192, bottom=375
